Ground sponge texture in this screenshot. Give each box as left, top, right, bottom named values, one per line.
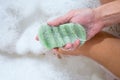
left=38, top=23, right=86, bottom=49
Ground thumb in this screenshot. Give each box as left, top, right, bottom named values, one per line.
left=47, top=16, right=68, bottom=26
left=47, top=10, right=75, bottom=26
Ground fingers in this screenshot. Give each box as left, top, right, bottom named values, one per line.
left=47, top=10, right=75, bottom=26
left=62, top=39, right=80, bottom=51
left=73, top=39, right=80, bottom=49
left=64, top=43, right=73, bottom=49
left=35, top=35, right=39, bottom=41
left=52, top=39, right=80, bottom=53
left=52, top=48, right=59, bottom=53
left=47, top=16, right=67, bottom=26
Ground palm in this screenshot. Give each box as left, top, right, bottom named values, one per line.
left=48, top=9, right=104, bottom=50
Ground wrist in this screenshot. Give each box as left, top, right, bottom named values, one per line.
left=92, top=8, right=105, bottom=28
left=93, top=0, right=120, bottom=27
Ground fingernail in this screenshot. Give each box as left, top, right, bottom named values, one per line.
left=74, top=39, right=80, bottom=45
left=64, top=43, right=73, bottom=49
left=61, top=47, right=73, bottom=51
left=35, top=36, right=39, bottom=41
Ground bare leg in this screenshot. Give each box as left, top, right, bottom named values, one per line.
left=58, top=31, right=120, bottom=78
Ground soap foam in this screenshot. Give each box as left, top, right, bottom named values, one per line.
left=0, top=0, right=114, bottom=80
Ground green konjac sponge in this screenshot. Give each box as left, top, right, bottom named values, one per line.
left=38, top=23, right=86, bottom=49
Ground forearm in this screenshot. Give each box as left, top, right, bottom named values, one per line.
left=94, top=0, right=120, bottom=27
left=100, top=0, right=115, bottom=4
left=58, top=32, right=120, bottom=77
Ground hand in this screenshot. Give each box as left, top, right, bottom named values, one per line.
left=47, top=8, right=104, bottom=51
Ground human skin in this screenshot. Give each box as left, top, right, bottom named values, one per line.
left=100, top=0, right=115, bottom=4
left=46, top=0, right=120, bottom=78
left=57, top=31, right=120, bottom=78
left=47, top=0, right=120, bottom=50
left=36, top=0, right=120, bottom=78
